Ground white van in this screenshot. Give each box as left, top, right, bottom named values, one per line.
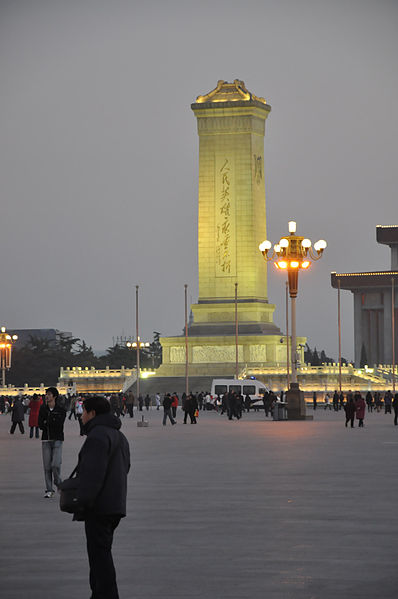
left=210, top=378, right=268, bottom=402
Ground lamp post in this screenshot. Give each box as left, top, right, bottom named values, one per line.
left=259, top=221, right=326, bottom=417
left=126, top=338, right=150, bottom=393
left=0, top=327, right=18, bottom=388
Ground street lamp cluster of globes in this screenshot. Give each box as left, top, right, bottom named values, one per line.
left=259, top=221, right=327, bottom=396
left=259, top=221, right=327, bottom=298
left=126, top=339, right=150, bottom=349
left=0, top=326, right=18, bottom=387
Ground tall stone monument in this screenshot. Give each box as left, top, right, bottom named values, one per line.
left=158, top=80, right=300, bottom=378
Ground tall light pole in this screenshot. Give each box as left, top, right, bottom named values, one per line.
left=259, top=221, right=326, bottom=417
left=135, top=285, right=140, bottom=398
left=337, top=279, right=342, bottom=393
left=0, top=327, right=18, bottom=388
left=184, top=284, right=189, bottom=397
left=392, top=277, right=396, bottom=393
left=285, top=281, right=290, bottom=389
left=235, top=282, right=239, bottom=379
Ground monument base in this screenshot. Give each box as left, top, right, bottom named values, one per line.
left=158, top=332, right=306, bottom=378
left=286, top=382, right=312, bottom=420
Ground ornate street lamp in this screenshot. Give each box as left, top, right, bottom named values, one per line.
left=259, top=221, right=326, bottom=416
left=126, top=338, right=150, bottom=394
left=0, top=326, right=18, bottom=387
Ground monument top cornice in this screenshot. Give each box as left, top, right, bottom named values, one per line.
left=192, top=79, right=271, bottom=112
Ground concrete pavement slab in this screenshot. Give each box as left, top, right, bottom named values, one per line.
left=0, top=407, right=397, bottom=598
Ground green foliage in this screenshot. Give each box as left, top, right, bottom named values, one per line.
left=312, top=347, right=321, bottom=366
left=304, top=344, right=335, bottom=366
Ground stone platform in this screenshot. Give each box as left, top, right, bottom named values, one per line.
left=1, top=408, right=397, bottom=598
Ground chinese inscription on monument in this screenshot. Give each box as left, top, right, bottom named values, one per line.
left=215, top=156, right=236, bottom=277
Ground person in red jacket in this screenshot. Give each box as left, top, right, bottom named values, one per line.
left=28, top=393, right=42, bottom=438
left=355, top=393, right=366, bottom=428
left=171, top=393, right=179, bottom=419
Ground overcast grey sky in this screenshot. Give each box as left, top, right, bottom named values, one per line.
left=1, top=0, right=397, bottom=359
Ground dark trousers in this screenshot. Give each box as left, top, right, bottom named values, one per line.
left=183, top=410, right=196, bottom=424
left=394, top=410, right=398, bottom=425
left=345, top=417, right=354, bottom=428
left=10, top=421, right=24, bottom=434
left=30, top=426, right=39, bottom=438
left=85, top=514, right=121, bottom=599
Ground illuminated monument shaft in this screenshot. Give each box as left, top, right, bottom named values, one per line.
left=191, top=79, right=277, bottom=334
left=158, top=80, right=303, bottom=377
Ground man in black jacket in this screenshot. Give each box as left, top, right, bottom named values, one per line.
left=76, top=396, right=130, bottom=599
left=38, top=387, right=66, bottom=498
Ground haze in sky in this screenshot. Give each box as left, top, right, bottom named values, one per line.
left=1, top=0, right=397, bottom=360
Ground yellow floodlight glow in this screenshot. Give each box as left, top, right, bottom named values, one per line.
left=274, top=262, right=280, bottom=269
left=278, top=261, right=288, bottom=269
left=290, top=261, right=299, bottom=268
left=302, top=261, right=310, bottom=269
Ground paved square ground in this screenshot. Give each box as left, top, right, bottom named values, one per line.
left=1, top=406, right=397, bottom=599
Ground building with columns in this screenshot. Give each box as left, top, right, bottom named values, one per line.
left=331, top=225, right=398, bottom=367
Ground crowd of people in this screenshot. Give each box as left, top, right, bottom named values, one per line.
left=313, top=389, right=398, bottom=427
left=3, top=387, right=398, bottom=434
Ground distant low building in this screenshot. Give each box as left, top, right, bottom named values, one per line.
left=331, top=225, right=398, bottom=367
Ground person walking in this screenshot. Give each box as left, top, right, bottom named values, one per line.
left=144, top=394, right=151, bottom=411
left=263, top=391, right=271, bottom=417
left=333, top=390, right=339, bottom=411
left=73, top=396, right=130, bottom=599
left=38, top=387, right=66, bottom=498
left=312, top=391, right=317, bottom=411
left=227, top=391, right=237, bottom=420
left=10, top=397, right=25, bottom=434
left=162, top=394, right=176, bottom=426
left=384, top=390, right=393, bottom=414
left=184, top=393, right=198, bottom=424
left=339, top=391, right=345, bottom=410
left=75, top=397, right=84, bottom=436
left=68, top=396, right=77, bottom=420
left=393, top=393, right=398, bottom=426
left=355, top=393, right=366, bottom=427
left=324, top=393, right=332, bottom=410
left=198, top=392, right=204, bottom=411
left=365, top=391, right=373, bottom=413
left=171, top=393, right=178, bottom=418
left=344, top=396, right=356, bottom=428
left=126, top=391, right=135, bottom=418
left=28, top=393, right=42, bottom=438
left=155, top=393, right=161, bottom=410
left=138, top=395, right=144, bottom=411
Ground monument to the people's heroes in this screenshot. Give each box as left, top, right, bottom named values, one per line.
left=157, top=80, right=305, bottom=379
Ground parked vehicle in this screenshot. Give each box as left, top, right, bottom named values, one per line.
left=210, top=379, right=268, bottom=406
